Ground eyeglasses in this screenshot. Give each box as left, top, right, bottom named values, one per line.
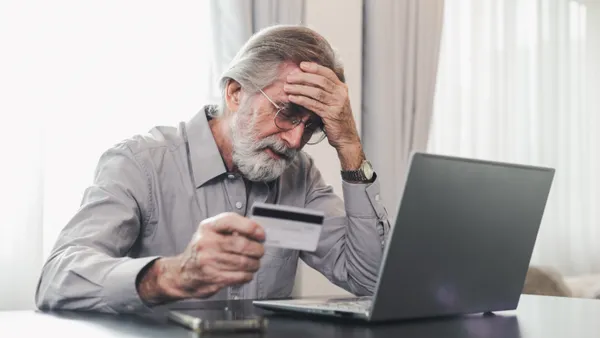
left=258, top=88, right=327, bottom=145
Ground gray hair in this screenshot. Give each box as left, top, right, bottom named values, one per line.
left=216, top=25, right=345, bottom=116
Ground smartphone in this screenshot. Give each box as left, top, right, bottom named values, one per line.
left=167, top=309, right=268, bottom=333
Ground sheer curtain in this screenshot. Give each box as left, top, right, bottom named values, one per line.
left=362, top=0, right=445, bottom=215
left=429, top=0, right=600, bottom=276
left=0, top=1, right=213, bottom=310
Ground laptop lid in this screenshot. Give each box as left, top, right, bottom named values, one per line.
left=369, top=153, right=555, bottom=321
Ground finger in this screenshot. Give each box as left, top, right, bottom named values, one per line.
left=288, top=94, right=329, bottom=117
left=192, top=284, right=222, bottom=299
left=190, top=271, right=254, bottom=298
left=219, top=233, right=265, bottom=258
left=222, top=271, right=255, bottom=286
left=300, top=62, right=342, bottom=84
left=284, top=84, right=333, bottom=105
left=211, top=251, right=260, bottom=272
left=207, top=213, right=266, bottom=242
left=286, top=71, right=337, bottom=93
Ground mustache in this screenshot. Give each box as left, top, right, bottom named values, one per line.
left=256, top=135, right=298, bottom=160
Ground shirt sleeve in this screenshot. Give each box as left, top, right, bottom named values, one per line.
left=35, top=143, right=160, bottom=313
left=299, top=154, right=391, bottom=296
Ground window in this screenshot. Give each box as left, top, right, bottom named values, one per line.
left=0, top=1, right=213, bottom=309
left=429, top=0, right=599, bottom=275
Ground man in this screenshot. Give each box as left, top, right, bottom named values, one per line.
left=35, top=25, right=391, bottom=313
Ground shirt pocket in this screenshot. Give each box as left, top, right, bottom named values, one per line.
left=257, top=247, right=298, bottom=299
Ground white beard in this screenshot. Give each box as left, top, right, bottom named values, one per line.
left=230, top=100, right=298, bottom=182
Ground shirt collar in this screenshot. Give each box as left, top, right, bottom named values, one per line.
left=182, top=106, right=227, bottom=188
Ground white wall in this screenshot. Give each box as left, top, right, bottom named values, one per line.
left=292, top=0, right=363, bottom=298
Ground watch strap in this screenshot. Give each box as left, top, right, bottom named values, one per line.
left=341, top=169, right=368, bottom=182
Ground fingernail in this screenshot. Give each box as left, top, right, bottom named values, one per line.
left=300, top=62, right=310, bottom=69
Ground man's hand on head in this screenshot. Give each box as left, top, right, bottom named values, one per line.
left=284, top=62, right=365, bottom=170
left=136, top=213, right=265, bottom=306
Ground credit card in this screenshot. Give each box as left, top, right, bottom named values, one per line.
left=249, top=202, right=325, bottom=252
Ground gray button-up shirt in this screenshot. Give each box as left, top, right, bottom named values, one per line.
left=35, top=108, right=391, bottom=314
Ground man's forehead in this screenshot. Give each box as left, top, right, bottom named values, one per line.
left=279, top=62, right=302, bottom=77
left=262, top=63, right=301, bottom=101
left=262, top=81, right=288, bottom=103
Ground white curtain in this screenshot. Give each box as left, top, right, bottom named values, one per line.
left=0, top=1, right=213, bottom=310
left=429, top=0, right=600, bottom=276
left=362, top=0, right=445, bottom=216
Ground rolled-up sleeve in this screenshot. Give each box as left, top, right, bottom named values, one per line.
left=300, top=155, right=391, bottom=296
left=35, top=143, right=159, bottom=313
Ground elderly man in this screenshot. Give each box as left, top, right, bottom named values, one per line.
left=35, top=25, right=391, bottom=313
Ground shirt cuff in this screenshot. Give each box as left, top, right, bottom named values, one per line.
left=103, top=256, right=161, bottom=313
left=342, top=176, right=387, bottom=219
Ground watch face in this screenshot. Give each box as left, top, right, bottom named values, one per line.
left=361, top=160, right=374, bottom=180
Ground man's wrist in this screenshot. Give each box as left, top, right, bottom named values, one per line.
left=136, top=257, right=181, bottom=306
left=337, top=142, right=365, bottom=170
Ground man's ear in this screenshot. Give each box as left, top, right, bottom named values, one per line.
left=225, top=80, right=242, bottom=113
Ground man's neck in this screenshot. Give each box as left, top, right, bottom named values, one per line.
left=208, top=117, right=235, bottom=172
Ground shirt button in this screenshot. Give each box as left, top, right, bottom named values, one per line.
left=232, top=295, right=240, bottom=300
left=375, top=194, right=380, bottom=201
left=227, top=174, right=236, bottom=180
left=235, top=201, right=243, bottom=209
left=126, top=304, right=135, bottom=311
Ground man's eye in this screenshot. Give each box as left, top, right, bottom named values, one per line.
left=288, top=103, right=305, bottom=115
left=309, top=115, right=324, bottom=127
left=278, top=109, right=293, bottom=118
left=304, top=125, right=318, bottom=133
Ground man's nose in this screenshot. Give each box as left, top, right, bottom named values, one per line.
left=280, top=124, right=305, bottom=149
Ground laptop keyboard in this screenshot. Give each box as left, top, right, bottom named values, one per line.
left=302, top=297, right=372, bottom=313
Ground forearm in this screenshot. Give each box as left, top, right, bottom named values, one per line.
left=337, top=142, right=366, bottom=171
left=339, top=178, right=391, bottom=294
left=35, top=246, right=160, bottom=313
left=35, top=143, right=163, bottom=313
left=300, top=149, right=390, bottom=295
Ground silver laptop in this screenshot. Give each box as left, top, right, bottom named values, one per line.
left=253, top=152, right=555, bottom=322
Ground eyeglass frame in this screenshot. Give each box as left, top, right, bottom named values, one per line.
left=257, top=88, right=327, bottom=145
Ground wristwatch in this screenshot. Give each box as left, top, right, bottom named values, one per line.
left=341, top=160, right=375, bottom=182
